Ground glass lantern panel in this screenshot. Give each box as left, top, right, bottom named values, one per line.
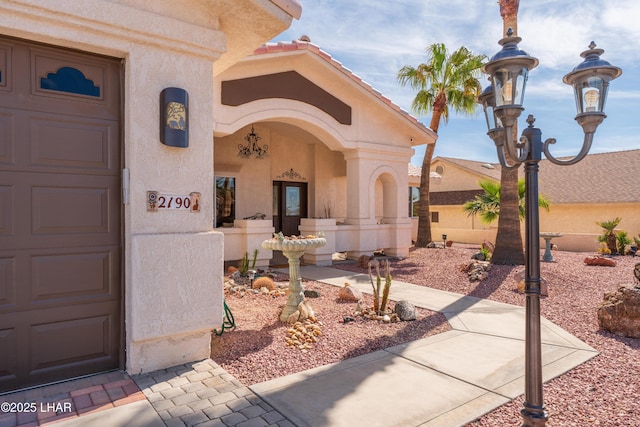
left=492, top=67, right=528, bottom=107
left=574, top=76, right=608, bottom=114
left=483, top=104, right=493, bottom=130
left=514, top=70, right=528, bottom=105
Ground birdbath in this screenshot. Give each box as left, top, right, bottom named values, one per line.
left=262, top=234, right=326, bottom=322
left=540, top=232, right=563, bottom=262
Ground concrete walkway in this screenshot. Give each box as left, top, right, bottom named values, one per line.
left=251, top=266, right=598, bottom=426
left=2, top=266, right=597, bottom=427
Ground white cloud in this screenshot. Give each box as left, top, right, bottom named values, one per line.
left=272, top=0, right=639, bottom=163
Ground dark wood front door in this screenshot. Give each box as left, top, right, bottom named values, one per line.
left=0, top=37, right=122, bottom=392
left=273, top=181, right=307, bottom=236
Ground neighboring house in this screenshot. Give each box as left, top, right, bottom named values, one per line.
left=213, top=39, right=437, bottom=266
left=0, top=0, right=301, bottom=392
left=408, top=150, right=640, bottom=251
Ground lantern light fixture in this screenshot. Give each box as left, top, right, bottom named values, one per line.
left=477, top=28, right=621, bottom=427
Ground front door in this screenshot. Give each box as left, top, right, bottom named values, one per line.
left=273, top=181, right=307, bottom=236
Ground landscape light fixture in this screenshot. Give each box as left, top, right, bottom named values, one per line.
left=478, top=29, right=621, bottom=427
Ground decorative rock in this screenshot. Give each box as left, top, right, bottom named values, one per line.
left=460, top=261, right=492, bottom=282
left=584, top=256, right=616, bottom=267
left=598, top=285, right=640, bottom=338
left=382, top=314, right=391, bottom=323
left=286, top=300, right=316, bottom=324
left=304, top=289, right=321, bottom=298
left=285, top=319, right=322, bottom=349
left=394, top=300, right=417, bottom=321
left=471, top=252, right=487, bottom=261
left=339, top=283, right=363, bottom=301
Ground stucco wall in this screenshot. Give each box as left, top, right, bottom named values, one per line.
left=1, top=0, right=294, bottom=375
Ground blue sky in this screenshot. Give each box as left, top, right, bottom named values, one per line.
left=271, top=0, right=640, bottom=165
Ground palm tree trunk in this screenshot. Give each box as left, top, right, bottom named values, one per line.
left=492, top=0, right=524, bottom=265
left=492, top=165, right=524, bottom=264
left=415, top=142, right=435, bottom=247
left=500, top=0, right=519, bottom=36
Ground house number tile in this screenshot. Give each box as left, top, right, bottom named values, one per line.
left=147, top=191, right=201, bottom=212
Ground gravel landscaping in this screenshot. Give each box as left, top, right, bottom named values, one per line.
left=211, top=244, right=640, bottom=426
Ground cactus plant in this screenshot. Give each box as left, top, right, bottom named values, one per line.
left=368, top=259, right=393, bottom=315
left=379, top=260, right=392, bottom=314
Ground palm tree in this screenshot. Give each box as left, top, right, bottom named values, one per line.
left=596, top=217, right=621, bottom=254
left=398, top=44, right=486, bottom=247
left=492, top=0, right=524, bottom=265
left=463, top=179, right=550, bottom=225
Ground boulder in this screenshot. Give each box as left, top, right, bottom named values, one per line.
left=394, top=300, right=417, bottom=321
left=584, top=256, right=616, bottom=267
left=598, top=285, right=640, bottom=338
left=338, top=283, right=363, bottom=302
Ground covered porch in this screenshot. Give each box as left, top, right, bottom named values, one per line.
left=213, top=40, right=436, bottom=265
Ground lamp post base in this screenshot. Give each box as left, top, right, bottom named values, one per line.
left=521, top=402, right=548, bottom=427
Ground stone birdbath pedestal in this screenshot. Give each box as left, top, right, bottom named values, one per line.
left=540, top=232, right=563, bottom=262
left=262, top=233, right=326, bottom=322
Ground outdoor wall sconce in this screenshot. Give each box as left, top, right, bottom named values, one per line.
left=478, top=29, right=621, bottom=427
left=160, top=87, right=189, bottom=148
left=237, top=125, right=269, bottom=159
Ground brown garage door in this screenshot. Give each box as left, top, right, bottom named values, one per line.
left=0, top=37, right=122, bottom=392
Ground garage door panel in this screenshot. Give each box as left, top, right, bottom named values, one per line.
left=0, top=42, right=12, bottom=92
left=0, top=185, right=14, bottom=237
left=0, top=171, right=119, bottom=249
left=32, top=50, right=106, bottom=102
left=0, top=112, right=16, bottom=165
left=32, top=186, right=110, bottom=234
left=0, top=327, right=18, bottom=382
left=30, top=313, right=115, bottom=372
left=29, top=115, right=116, bottom=171
left=31, top=250, right=116, bottom=302
left=0, top=257, right=16, bottom=307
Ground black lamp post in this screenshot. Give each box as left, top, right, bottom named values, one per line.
left=479, top=29, right=621, bottom=426
left=442, top=234, right=448, bottom=249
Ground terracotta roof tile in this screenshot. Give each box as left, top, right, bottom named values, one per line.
left=408, top=164, right=421, bottom=177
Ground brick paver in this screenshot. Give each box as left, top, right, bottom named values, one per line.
left=133, top=359, right=294, bottom=427
left=1, top=370, right=145, bottom=427
left=1, top=358, right=291, bottom=427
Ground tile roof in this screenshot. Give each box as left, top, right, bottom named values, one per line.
left=418, top=149, right=640, bottom=204
left=252, top=40, right=434, bottom=138
left=538, top=149, right=640, bottom=203
left=436, top=157, right=503, bottom=181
